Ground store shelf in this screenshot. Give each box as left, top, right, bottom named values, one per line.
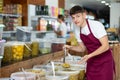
left=3, top=31, right=53, bottom=34
left=0, top=51, right=64, bottom=77
left=3, top=31, right=16, bottom=34
left=32, top=31, right=54, bottom=33
left=0, top=14, right=22, bottom=17
left=31, top=15, right=57, bottom=21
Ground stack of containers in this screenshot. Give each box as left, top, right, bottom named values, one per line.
left=0, top=24, right=6, bottom=67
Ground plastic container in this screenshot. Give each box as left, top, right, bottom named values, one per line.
left=0, top=40, right=6, bottom=67
left=51, top=38, right=66, bottom=52
left=31, top=40, right=39, bottom=57
left=0, top=40, right=6, bottom=56
left=2, top=42, right=13, bottom=63
left=10, top=72, right=36, bottom=80
left=11, top=42, right=24, bottom=61
left=16, top=27, right=32, bottom=42
left=46, top=73, right=69, bottom=80
left=38, top=38, right=51, bottom=54
left=23, top=42, right=32, bottom=58
left=25, top=69, right=46, bottom=80
left=0, top=24, right=5, bottom=40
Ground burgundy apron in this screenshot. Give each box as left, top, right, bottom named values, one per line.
left=80, top=20, right=114, bottom=80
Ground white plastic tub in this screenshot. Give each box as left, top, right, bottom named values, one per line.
left=0, top=24, right=5, bottom=40
left=0, top=40, right=6, bottom=56
left=10, top=72, right=36, bottom=80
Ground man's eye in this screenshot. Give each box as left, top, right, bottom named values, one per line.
left=72, top=17, right=75, bottom=19
left=76, top=15, right=80, bottom=17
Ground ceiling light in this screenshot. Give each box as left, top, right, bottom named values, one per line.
left=109, top=5, right=111, bottom=7
left=101, top=1, right=106, bottom=3
left=96, top=0, right=101, bottom=1
left=105, top=3, right=109, bottom=5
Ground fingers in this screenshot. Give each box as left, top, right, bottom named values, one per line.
left=63, top=45, right=72, bottom=49
left=77, top=55, right=89, bottom=64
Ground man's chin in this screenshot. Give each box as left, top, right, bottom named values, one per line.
left=76, top=24, right=80, bottom=27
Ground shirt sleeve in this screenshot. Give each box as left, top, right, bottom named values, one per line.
left=91, top=21, right=107, bottom=39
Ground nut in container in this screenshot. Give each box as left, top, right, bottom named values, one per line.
left=11, top=42, right=24, bottom=61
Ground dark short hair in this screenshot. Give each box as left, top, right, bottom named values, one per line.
left=58, top=14, right=65, bottom=21
left=70, top=5, right=85, bottom=16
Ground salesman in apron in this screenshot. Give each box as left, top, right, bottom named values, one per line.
left=64, top=5, right=114, bottom=80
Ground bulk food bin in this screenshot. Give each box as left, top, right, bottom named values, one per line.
left=0, top=24, right=5, bottom=40
left=0, top=39, right=6, bottom=67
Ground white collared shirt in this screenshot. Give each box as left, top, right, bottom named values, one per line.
left=74, top=19, right=107, bottom=42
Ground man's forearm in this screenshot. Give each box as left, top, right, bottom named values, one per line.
left=69, top=45, right=85, bottom=52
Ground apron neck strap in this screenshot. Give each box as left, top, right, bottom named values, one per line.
left=86, top=19, right=92, bottom=33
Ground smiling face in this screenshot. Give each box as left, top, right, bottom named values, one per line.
left=71, top=12, right=87, bottom=28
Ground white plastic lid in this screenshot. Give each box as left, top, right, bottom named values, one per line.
left=0, top=24, right=5, bottom=28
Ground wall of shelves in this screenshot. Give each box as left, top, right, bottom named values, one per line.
left=3, top=0, right=65, bottom=26
left=0, top=14, right=22, bottom=17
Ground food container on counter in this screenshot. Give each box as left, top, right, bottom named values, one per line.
left=25, top=69, right=46, bottom=80
left=12, top=42, right=24, bottom=61
left=23, top=42, right=32, bottom=58
left=31, top=40, right=39, bottom=57
left=51, top=38, right=66, bottom=52
left=38, top=38, right=51, bottom=54
left=16, top=26, right=32, bottom=42
left=0, top=24, right=5, bottom=40
left=10, top=72, right=36, bottom=80
left=0, top=40, right=6, bottom=56
left=46, top=72, right=69, bottom=80
left=2, top=42, right=13, bottom=64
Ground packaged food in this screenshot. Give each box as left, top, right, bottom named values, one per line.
left=25, top=69, right=46, bottom=80
left=11, top=42, right=24, bottom=61
left=39, top=39, right=51, bottom=54
left=11, top=72, right=36, bottom=80
left=51, top=38, right=66, bottom=52
left=31, top=41, right=39, bottom=57
left=2, top=42, right=12, bottom=63
left=23, top=42, right=32, bottom=58
left=0, top=24, right=5, bottom=40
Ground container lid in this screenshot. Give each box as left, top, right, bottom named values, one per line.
left=51, top=38, right=66, bottom=44
left=0, top=40, right=6, bottom=43
left=16, top=26, right=32, bottom=32
left=0, top=24, right=5, bottom=28
left=11, top=72, right=36, bottom=79
left=5, top=41, right=25, bottom=46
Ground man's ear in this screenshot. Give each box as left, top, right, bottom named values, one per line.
left=83, top=12, right=87, bottom=19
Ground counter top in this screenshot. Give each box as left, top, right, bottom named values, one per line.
left=0, top=51, right=64, bottom=78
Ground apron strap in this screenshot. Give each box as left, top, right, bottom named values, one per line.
left=86, top=19, right=92, bottom=33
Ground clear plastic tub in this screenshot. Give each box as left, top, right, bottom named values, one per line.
left=16, top=27, right=32, bottom=42
left=11, top=42, right=24, bottom=61
left=38, top=38, right=51, bottom=54
left=0, top=40, right=6, bottom=56
left=10, top=72, right=36, bottom=80
left=0, top=39, right=6, bottom=67
left=0, top=24, right=5, bottom=40
left=51, top=38, right=66, bottom=52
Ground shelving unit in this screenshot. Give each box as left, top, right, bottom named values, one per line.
left=29, top=13, right=58, bottom=31
left=0, top=14, right=22, bottom=17
left=2, top=31, right=55, bottom=41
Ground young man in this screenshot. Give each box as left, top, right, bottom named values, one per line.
left=54, top=14, right=67, bottom=38
left=65, top=5, right=114, bottom=80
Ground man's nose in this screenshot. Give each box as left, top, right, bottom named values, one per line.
left=74, top=18, right=77, bottom=22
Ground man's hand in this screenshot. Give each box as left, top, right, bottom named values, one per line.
left=78, top=54, right=92, bottom=64
left=63, top=45, right=72, bottom=50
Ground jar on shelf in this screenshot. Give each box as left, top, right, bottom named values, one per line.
left=23, top=42, right=32, bottom=58
left=31, top=40, right=39, bottom=57
left=39, top=38, right=51, bottom=54
left=2, top=42, right=13, bottom=63
left=11, top=42, right=24, bottom=61
left=51, top=38, right=66, bottom=52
